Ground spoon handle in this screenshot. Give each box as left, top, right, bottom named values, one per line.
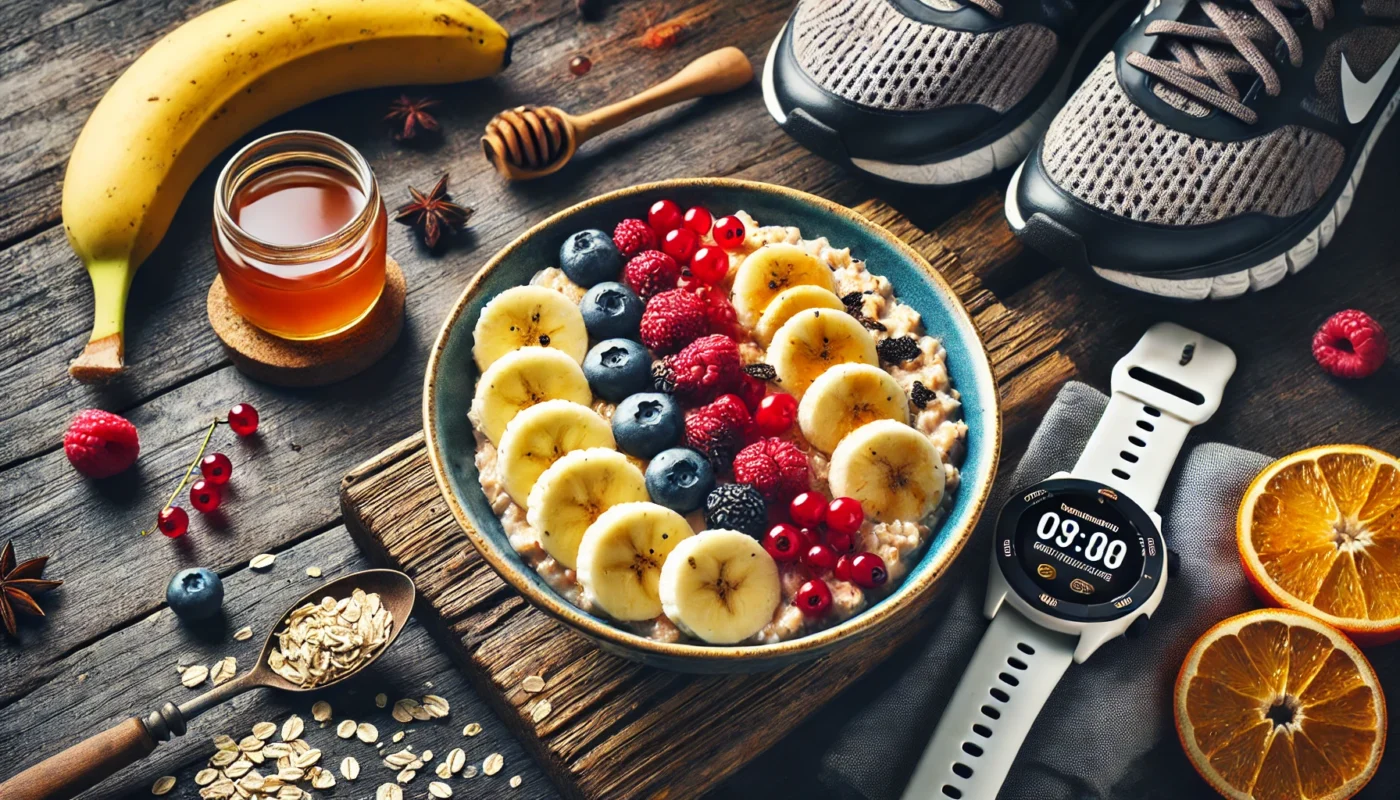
left=570, top=46, right=754, bottom=142
left=0, top=717, right=157, bottom=800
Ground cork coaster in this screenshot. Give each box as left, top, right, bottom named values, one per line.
left=207, top=257, right=406, bottom=387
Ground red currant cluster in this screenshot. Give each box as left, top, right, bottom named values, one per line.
left=763, top=490, right=888, bottom=617
left=150, top=403, right=260, bottom=538
left=646, top=199, right=747, bottom=286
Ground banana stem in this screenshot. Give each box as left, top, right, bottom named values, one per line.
left=70, top=259, right=131, bottom=382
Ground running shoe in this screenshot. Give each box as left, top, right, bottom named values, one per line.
left=1007, top=0, right=1400, bottom=299
left=761, top=0, right=1139, bottom=185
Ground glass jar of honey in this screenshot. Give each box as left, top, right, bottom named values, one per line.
left=214, top=131, right=387, bottom=340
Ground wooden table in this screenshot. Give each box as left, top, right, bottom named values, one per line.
left=1, top=1, right=1397, bottom=798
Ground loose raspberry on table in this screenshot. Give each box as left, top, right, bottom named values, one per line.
left=640, top=289, right=707, bottom=355
left=624, top=250, right=680, bottom=301
left=64, top=409, right=140, bottom=479
left=1313, top=310, right=1388, bottom=379
left=684, top=394, right=751, bottom=466
left=664, top=334, right=741, bottom=404
left=612, top=218, right=657, bottom=258
left=734, top=438, right=810, bottom=502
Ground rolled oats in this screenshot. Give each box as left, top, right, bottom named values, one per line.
left=462, top=765, right=478, bottom=779
left=356, top=722, right=379, bottom=743
left=211, top=656, right=238, bottom=686
left=446, top=748, right=466, bottom=775
left=376, top=784, right=402, bottom=800
left=234, top=625, right=254, bottom=641
left=421, top=695, right=450, bottom=718
left=391, top=699, right=418, bottom=723
left=292, top=748, right=321, bottom=770
left=225, top=760, right=254, bottom=779
left=340, top=756, right=360, bottom=780
left=384, top=750, right=417, bottom=769
left=521, top=675, right=545, bottom=693
left=336, top=720, right=357, bottom=739
left=396, top=768, right=417, bottom=784
left=276, top=767, right=304, bottom=782
left=311, top=700, right=332, bottom=722
left=428, top=781, right=453, bottom=798
left=238, top=735, right=263, bottom=752
left=306, top=566, right=322, bottom=578
left=268, top=589, right=392, bottom=688
left=483, top=753, right=503, bottom=776
left=531, top=699, right=552, bottom=723
left=392, top=731, right=405, bottom=743
left=214, top=734, right=239, bottom=751
left=462, top=722, right=481, bottom=737
left=280, top=714, right=304, bottom=741
left=250, top=553, right=276, bottom=570
left=310, top=766, right=336, bottom=789
left=421, top=749, right=433, bottom=762
left=262, top=742, right=292, bottom=759
left=211, top=749, right=240, bottom=767
left=196, top=769, right=220, bottom=786
left=434, top=762, right=452, bottom=779
left=237, top=774, right=265, bottom=793
left=181, top=665, right=209, bottom=688
left=510, top=775, right=522, bottom=789
left=152, top=776, right=177, bottom=795
left=252, top=722, right=277, bottom=740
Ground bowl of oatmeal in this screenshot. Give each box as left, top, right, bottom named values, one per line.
left=424, top=179, right=999, bottom=672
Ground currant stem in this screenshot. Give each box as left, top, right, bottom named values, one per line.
left=140, top=418, right=224, bottom=536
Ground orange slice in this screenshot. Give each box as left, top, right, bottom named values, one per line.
left=1238, top=444, right=1400, bottom=645
left=1175, top=609, right=1386, bottom=800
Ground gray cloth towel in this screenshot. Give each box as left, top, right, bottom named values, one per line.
left=819, top=381, right=1400, bottom=800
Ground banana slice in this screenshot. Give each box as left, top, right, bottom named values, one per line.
left=497, top=400, right=615, bottom=506
left=575, top=502, right=695, bottom=621
left=472, top=285, right=588, bottom=372
left=731, top=243, right=837, bottom=328
left=659, top=529, right=781, bottom=644
left=768, top=308, right=878, bottom=396
left=797, top=363, right=910, bottom=454
left=828, top=419, right=944, bottom=524
left=526, top=449, right=648, bottom=569
left=470, top=347, right=592, bottom=445
left=754, top=285, right=845, bottom=347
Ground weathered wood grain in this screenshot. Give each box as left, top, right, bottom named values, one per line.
left=337, top=196, right=1072, bottom=800
left=0, top=525, right=556, bottom=799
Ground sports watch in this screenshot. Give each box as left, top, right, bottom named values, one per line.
left=902, top=322, right=1237, bottom=800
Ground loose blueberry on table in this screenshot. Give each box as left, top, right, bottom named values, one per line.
left=166, top=567, right=224, bottom=620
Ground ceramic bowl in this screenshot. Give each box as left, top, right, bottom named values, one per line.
left=423, top=179, right=1000, bottom=673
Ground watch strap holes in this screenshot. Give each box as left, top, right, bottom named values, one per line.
left=1120, top=451, right=1139, bottom=464
left=941, top=785, right=962, bottom=798
left=1128, top=436, right=1146, bottom=447
left=972, top=723, right=993, bottom=738
left=1112, top=468, right=1131, bottom=480
left=1007, top=656, right=1027, bottom=670
left=979, top=706, right=1000, bottom=721
left=1142, top=406, right=1161, bottom=417
left=1016, top=641, right=1036, bottom=655
left=1127, top=366, right=1205, bottom=405
left=952, top=763, right=974, bottom=779
left=963, top=741, right=986, bottom=756
left=1135, top=420, right=1155, bottom=432
left=998, top=672, right=1020, bottom=687
left=989, top=687, right=1010, bottom=703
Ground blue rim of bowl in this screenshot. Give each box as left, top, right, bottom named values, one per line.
left=423, top=178, right=1001, bottom=664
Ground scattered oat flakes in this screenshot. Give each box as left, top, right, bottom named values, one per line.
left=356, top=722, right=379, bottom=743
left=152, top=776, right=176, bottom=795
left=462, top=722, right=481, bottom=737
left=196, top=769, right=219, bottom=786
left=250, top=553, right=276, bottom=570
left=224, top=759, right=253, bottom=779
left=336, top=720, right=357, bottom=739
left=531, top=699, right=552, bottom=723
left=521, top=675, right=545, bottom=693
left=210, top=749, right=240, bottom=767
left=252, top=721, right=277, bottom=740
left=77, top=672, right=87, bottom=683
left=483, top=753, right=503, bottom=776
left=214, top=734, right=239, bottom=751
left=306, top=566, right=322, bottom=578
left=375, top=693, right=388, bottom=708
left=239, top=734, right=263, bottom=752
left=446, top=747, right=466, bottom=775
left=422, top=694, right=450, bottom=718
left=392, top=731, right=405, bottom=743
left=340, top=756, right=360, bottom=780
left=463, top=765, right=479, bottom=778
left=263, top=742, right=292, bottom=759
left=269, top=589, right=392, bottom=688
left=281, top=714, right=304, bottom=741
left=311, top=700, right=332, bottom=722
left=211, top=656, right=238, bottom=685
left=421, top=749, right=433, bottom=762
left=234, top=626, right=254, bottom=641
left=510, top=775, right=522, bottom=788
left=434, top=762, right=452, bottom=779
left=293, top=748, right=321, bottom=770
left=310, top=765, right=336, bottom=789
left=277, top=766, right=304, bottom=782
left=237, top=774, right=265, bottom=793
left=396, top=768, right=417, bottom=783
left=428, top=781, right=453, bottom=798
left=392, top=699, right=418, bottom=723
left=384, top=749, right=417, bottom=769
left=181, top=665, right=209, bottom=688
left=376, top=783, right=402, bottom=800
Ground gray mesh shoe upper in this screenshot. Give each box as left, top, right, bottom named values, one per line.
left=791, top=0, right=1059, bottom=114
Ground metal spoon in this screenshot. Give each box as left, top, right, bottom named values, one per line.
left=0, top=569, right=415, bottom=800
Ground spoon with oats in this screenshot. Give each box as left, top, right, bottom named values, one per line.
left=0, top=569, right=414, bottom=800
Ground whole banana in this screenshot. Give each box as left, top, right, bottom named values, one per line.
left=62, top=0, right=509, bottom=380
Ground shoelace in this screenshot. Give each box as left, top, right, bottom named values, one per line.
left=964, top=0, right=1005, bottom=18
left=1126, top=0, right=1335, bottom=124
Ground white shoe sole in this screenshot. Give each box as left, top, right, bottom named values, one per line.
left=761, top=0, right=1132, bottom=187
left=1005, top=87, right=1400, bottom=300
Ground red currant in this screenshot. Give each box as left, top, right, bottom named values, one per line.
left=661, top=227, right=698, bottom=263
left=763, top=523, right=803, bottom=562
left=826, top=497, right=864, bottom=535
left=834, top=553, right=855, bottom=582
left=802, top=543, right=836, bottom=572
left=190, top=480, right=223, bottom=514
left=648, top=199, right=683, bottom=233
left=713, top=215, right=747, bottom=251
left=200, top=452, right=233, bottom=485
left=158, top=506, right=189, bottom=538
left=227, top=403, right=259, bottom=436
left=682, top=206, right=713, bottom=235
left=851, top=552, right=888, bottom=589
left=796, top=579, right=832, bottom=616
left=798, top=527, right=820, bottom=550
left=754, top=393, right=797, bottom=437
left=689, top=246, right=729, bottom=284
left=789, top=491, right=828, bottom=528
left=826, top=529, right=854, bottom=553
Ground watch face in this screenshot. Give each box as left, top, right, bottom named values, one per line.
left=996, top=478, right=1165, bottom=622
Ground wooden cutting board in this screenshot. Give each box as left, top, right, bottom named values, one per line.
left=340, top=192, right=1076, bottom=800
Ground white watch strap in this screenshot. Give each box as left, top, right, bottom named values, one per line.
left=1071, top=323, right=1236, bottom=511
left=901, top=607, right=1077, bottom=800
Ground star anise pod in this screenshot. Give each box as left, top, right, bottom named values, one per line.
left=0, top=540, right=63, bottom=636
left=395, top=174, right=473, bottom=250
left=385, top=94, right=441, bottom=142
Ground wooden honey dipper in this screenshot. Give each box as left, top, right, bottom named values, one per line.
left=483, top=46, right=754, bottom=180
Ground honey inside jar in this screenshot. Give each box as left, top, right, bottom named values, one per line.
left=214, top=132, right=387, bottom=341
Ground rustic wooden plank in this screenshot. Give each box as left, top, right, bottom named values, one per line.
left=338, top=195, right=1073, bottom=800
left=0, top=525, right=555, bottom=799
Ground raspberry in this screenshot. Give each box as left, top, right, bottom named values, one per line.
left=640, top=289, right=706, bottom=355
left=665, top=334, right=741, bottom=403
left=684, top=394, right=751, bottom=465
left=1313, top=310, right=1388, bottom=379
left=64, top=409, right=140, bottom=479
left=623, top=250, right=680, bottom=301
left=733, top=438, right=810, bottom=502
left=736, top=373, right=767, bottom=411
left=703, top=483, right=768, bottom=538
left=692, top=284, right=739, bottom=337
left=612, top=218, right=657, bottom=258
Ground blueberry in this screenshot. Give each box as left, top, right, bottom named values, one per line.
left=584, top=338, right=652, bottom=402
left=581, top=282, right=643, bottom=340
left=166, top=567, right=224, bottom=621
left=559, top=229, right=622, bottom=288
left=613, top=392, right=681, bottom=459
left=645, top=448, right=716, bottom=514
